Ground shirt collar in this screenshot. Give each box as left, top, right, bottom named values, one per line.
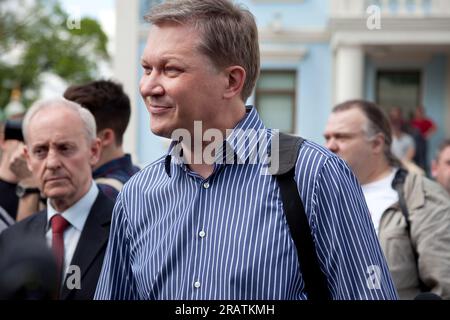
left=164, top=106, right=268, bottom=177
left=46, top=181, right=99, bottom=232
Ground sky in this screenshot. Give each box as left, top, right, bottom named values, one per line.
left=60, top=0, right=116, bottom=54
left=39, top=0, right=116, bottom=98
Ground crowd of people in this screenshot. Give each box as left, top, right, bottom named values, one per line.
left=1, top=0, right=450, bottom=300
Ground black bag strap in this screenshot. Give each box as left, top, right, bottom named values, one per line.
left=271, top=132, right=330, bottom=300
left=391, top=168, right=411, bottom=233
left=391, top=168, right=429, bottom=293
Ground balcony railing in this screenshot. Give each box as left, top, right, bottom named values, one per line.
left=331, top=0, right=450, bottom=17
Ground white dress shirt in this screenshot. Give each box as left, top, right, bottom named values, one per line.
left=46, top=181, right=99, bottom=278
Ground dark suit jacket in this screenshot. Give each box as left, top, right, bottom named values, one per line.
left=0, top=191, right=114, bottom=300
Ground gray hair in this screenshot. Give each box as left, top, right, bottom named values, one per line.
left=22, top=98, right=97, bottom=144
left=145, top=0, right=260, bottom=102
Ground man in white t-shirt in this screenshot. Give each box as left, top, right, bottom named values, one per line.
left=324, top=100, right=450, bottom=300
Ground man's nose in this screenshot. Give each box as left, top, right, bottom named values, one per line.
left=45, top=149, right=61, bottom=169
left=140, top=72, right=165, bottom=98
left=326, top=138, right=339, bottom=153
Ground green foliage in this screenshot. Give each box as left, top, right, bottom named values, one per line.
left=0, top=0, right=110, bottom=111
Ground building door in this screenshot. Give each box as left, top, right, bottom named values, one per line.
left=376, top=70, right=422, bottom=120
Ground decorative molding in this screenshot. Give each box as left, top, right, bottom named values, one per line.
left=331, top=30, right=450, bottom=49
left=260, top=44, right=308, bottom=63
left=329, top=17, right=450, bottom=32
left=259, top=28, right=330, bottom=43
left=331, top=0, right=450, bottom=18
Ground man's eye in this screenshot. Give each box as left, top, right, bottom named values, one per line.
left=143, top=66, right=152, bottom=75
left=165, top=66, right=182, bottom=76
left=59, top=145, right=74, bottom=154
left=33, top=148, right=47, bottom=158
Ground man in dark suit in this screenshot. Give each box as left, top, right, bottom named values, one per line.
left=0, top=98, right=114, bottom=300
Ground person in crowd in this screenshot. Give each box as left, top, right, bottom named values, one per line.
left=390, top=107, right=416, bottom=162
left=64, top=80, right=140, bottom=200
left=431, top=139, right=450, bottom=195
left=0, top=138, right=20, bottom=221
left=0, top=99, right=114, bottom=299
left=8, top=80, right=141, bottom=221
left=0, top=117, right=26, bottom=221
left=324, top=100, right=450, bottom=299
left=95, top=0, right=397, bottom=300
left=389, top=107, right=424, bottom=175
left=410, top=106, right=437, bottom=170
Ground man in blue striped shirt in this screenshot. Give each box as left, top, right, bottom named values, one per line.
left=95, top=0, right=398, bottom=300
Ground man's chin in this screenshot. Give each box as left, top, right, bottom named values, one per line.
left=43, top=188, right=69, bottom=200
left=150, top=124, right=173, bottom=139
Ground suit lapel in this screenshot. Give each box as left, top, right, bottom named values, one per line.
left=28, top=210, right=48, bottom=239
left=60, top=192, right=113, bottom=299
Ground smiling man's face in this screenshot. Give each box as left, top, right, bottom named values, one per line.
left=139, top=22, right=228, bottom=138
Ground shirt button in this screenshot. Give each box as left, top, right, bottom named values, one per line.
left=199, top=230, right=206, bottom=238
left=203, top=182, right=210, bottom=189
left=194, top=281, right=201, bottom=288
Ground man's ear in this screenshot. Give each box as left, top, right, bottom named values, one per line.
left=371, top=133, right=385, bottom=155
left=89, top=138, right=102, bottom=167
left=223, top=66, right=246, bottom=99
left=97, top=128, right=116, bottom=148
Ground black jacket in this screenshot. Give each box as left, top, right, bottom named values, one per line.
left=0, top=191, right=114, bottom=300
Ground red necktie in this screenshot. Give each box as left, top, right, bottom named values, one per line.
left=51, top=214, right=69, bottom=292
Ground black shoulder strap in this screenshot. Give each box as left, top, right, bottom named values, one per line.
left=271, top=132, right=330, bottom=300
left=391, top=168, right=429, bottom=292
left=391, top=168, right=411, bottom=232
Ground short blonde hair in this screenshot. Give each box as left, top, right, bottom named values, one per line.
left=145, top=0, right=260, bottom=102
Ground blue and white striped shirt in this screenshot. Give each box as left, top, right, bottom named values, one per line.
left=95, top=107, right=398, bottom=300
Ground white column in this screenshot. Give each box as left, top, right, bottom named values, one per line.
left=114, top=0, right=139, bottom=162
left=335, top=45, right=364, bottom=104
left=446, top=54, right=450, bottom=137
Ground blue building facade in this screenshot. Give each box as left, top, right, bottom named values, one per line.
left=117, top=0, right=450, bottom=167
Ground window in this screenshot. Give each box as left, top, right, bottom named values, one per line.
left=376, top=70, right=421, bottom=117
left=255, top=71, right=297, bottom=133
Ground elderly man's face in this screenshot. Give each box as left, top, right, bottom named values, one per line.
left=432, top=146, right=450, bottom=195
left=324, top=108, right=376, bottom=182
left=139, top=22, right=227, bottom=138
left=25, top=107, right=100, bottom=210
